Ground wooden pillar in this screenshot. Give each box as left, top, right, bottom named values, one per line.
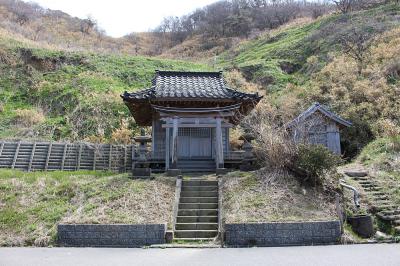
left=28, top=142, right=36, bottom=172
left=215, top=117, right=224, bottom=169
left=165, top=126, right=170, bottom=170
left=77, top=144, right=82, bottom=170
left=61, top=143, right=68, bottom=170
left=171, top=116, right=179, bottom=169
left=11, top=141, right=21, bottom=169
left=0, top=141, right=4, bottom=157
left=45, top=142, right=52, bottom=171
left=108, top=144, right=113, bottom=171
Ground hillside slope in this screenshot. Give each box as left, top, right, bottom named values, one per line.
left=0, top=32, right=209, bottom=141
left=219, top=3, right=400, bottom=155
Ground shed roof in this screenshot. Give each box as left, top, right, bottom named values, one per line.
left=286, top=103, right=352, bottom=128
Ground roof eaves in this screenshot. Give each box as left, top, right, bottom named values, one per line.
left=286, top=103, right=352, bottom=128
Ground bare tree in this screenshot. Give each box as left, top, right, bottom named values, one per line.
left=331, top=0, right=355, bottom=13
left=80, top=15, right=97, bottom=36
left=339, top=26, right=378, bottom=73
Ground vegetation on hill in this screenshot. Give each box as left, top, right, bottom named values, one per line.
left=221, top=3, right=400, bottom=156
left=0, top=170, right=175, bottom=246
left=0, top=31, right=209, bottom=141
left=358, top=137, right=400, bottom=205
left=221, top=171, right=337, bottom=223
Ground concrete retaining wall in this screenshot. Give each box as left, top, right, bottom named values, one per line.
left=58, top=224, right=166, bottom=247
left=224, top=221, right=341, bottom=247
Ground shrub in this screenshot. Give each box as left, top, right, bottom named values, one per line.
left=110, top=119, right=133, bottom=145
left=295, top=144, right=342, bottom=187
left=14, top=108, right=45, bottom=127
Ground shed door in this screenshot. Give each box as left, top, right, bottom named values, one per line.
left=177, top=128, right=212, bottom=159
left=190, top=128, right=212, bottom=158
left=178, top=128, right=191, bottom=158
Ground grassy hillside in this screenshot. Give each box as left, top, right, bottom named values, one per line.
left=0, top=32, right=209, bottom=141
left=221, top=171, right=337, bottom=223
left=0, top=170, right=175, bottom=246
left=219, top=4, right=400, bottom=90
left=219, top=3, right=400, bottom=156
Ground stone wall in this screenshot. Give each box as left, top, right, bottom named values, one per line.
left=58, top=224, right=166, bottom=247
left=224, top=221, right=341, bottom=247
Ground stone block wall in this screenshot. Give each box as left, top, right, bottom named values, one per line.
left=224, top=221, right=341, bottom=247
left=58, top=224, right=166, bottom=247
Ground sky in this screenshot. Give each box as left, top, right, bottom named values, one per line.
left=24, top=0, right=217, bottom=37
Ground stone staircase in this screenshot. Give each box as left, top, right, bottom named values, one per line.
left=174, top=179, right=219, bottom=240
left=344, top=168, right=400, bottom=235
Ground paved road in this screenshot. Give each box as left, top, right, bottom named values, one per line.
left=0, top=244, right=399, bottom=266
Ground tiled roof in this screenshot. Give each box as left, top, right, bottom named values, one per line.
left=286, top=102, right=352, bottom=128
left=122, top=70, right=262, bottom=101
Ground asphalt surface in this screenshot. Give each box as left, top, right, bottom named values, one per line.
left=0, top=244, right=399, bottom=266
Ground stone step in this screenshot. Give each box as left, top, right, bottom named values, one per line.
left=180, top=191, right=218, bottom=197
left=372, top=195, right=389, bottom=200
left=377, top=213, right=400, bottom=221
left=181, top=186, right=218, bottom=192
left=172, top=238, right=216, bottom=242
left=174, top=230, right=218, bottom=239
left=369, top=192, right=385, bottom=196
left=180, top=197, right=218, bottom=203
left=175, top=223, right=218, bottom=230
left=379, top=209, right=400, bottom=216
left=181, top=169, right=216, bottom=173
left=176, top=216, right=218, bottom=223
left=182, top=180, right=218, bottom=186
left=373, top=200, right=393, bottom=204
left=364, top=187, right=382, bottom=191
left=344, top=170, right=368, bottom=177
left=178, top=203, right=218, bottom=210
left=178, top=209, right=218, bottom=216
left=359, top=181, right=373, bottom=185
left=373, top=204, right=398, bottom=211
left=361, top=184, right=378, bottom=188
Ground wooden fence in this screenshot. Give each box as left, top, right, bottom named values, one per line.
left=0, top=140, right=134, bottom=172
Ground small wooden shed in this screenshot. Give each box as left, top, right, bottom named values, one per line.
left=287, top=103, right=352, bottom=154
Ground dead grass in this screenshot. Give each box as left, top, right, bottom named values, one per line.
left=0, top=170, right=175, bottom=246
left=221, top=170, right=337, bottom=223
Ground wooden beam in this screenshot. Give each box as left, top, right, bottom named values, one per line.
left=0, top=141, right=4, bottom=157
left=123, top=145, right=127, bottom=172
left=171, top=117, right=179, bottom=169
left=45, top=142, right=52, bottom=171
left=28, top=142, right=36, bottom=172
left=61, top=143, right=68, bottom=170
left=165, top=127, right=170, bottom=170
left=77, top=144, right=82, bottom=170
left=162, top=123, right=232, bottom=128
left=108, top=144, right=113, bottom=170
left=93, top=145, right=97, bottom=171
left=11, top=141, right=21, bottom=169
left=215, top=117, right=224, bottom=169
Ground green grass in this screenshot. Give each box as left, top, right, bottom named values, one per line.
left=0, top=32, right=210, bottom=140
left=357, top=137, right=400, bottom=206
left=217, top=3, right=400, bottom=92
left=221, top=171, right=337, bottom=223
left=0, top=169, right=175, bottom=246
